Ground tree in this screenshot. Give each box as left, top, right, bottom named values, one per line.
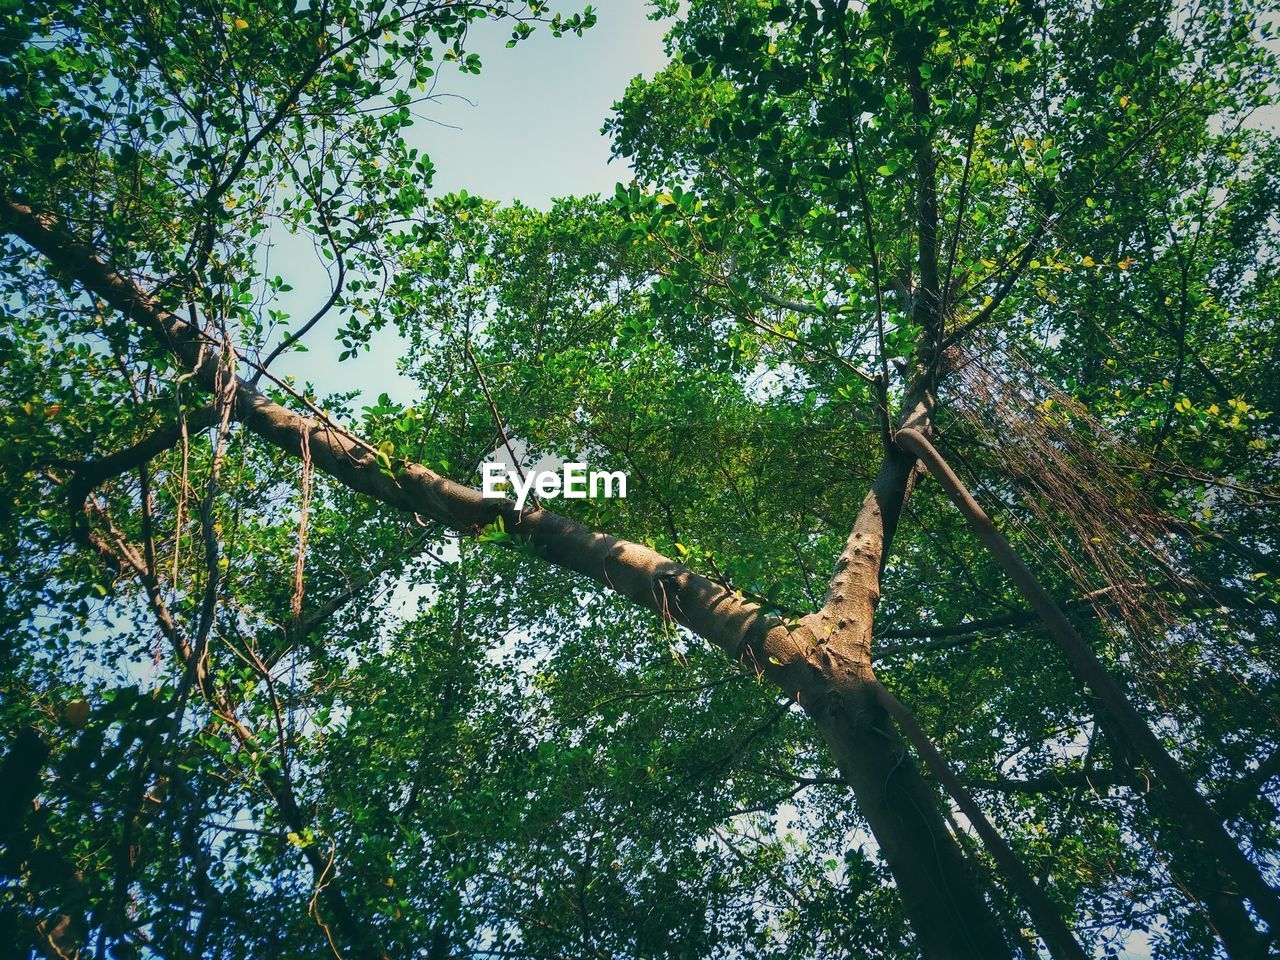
left=1, top=0, right=1278, bottom=958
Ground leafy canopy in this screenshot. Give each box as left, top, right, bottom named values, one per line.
left=1, top=0, right=1279, bottom=958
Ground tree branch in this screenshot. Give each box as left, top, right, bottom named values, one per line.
left=1, top=197, right=819, bottom=698
left=60, top=404, right=227, bottom=521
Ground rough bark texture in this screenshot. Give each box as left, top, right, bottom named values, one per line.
left=791, top=424, right=1016, bottom=960
left=806, top=681, right=1015, bottom=960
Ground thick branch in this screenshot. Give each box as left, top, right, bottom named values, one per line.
left=1, top=198, right=816, bottom=697
left=905, top=63, right=942, bottom=338
left=816, top=384, right=935, bottom=648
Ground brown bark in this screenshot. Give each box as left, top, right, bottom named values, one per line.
left=804, top=679, right=1016, bottom=959
left=874, top=684, right=1088, bottom=960
left=791, top=433, right=1017, bottom=959
left=60, top=403, right=226, bottom=522
left=0, top=200, right=801, bottom=688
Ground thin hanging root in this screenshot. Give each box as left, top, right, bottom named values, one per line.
left=946, top=338, right=1179, bottom=638
left=308, top=838, right=343, bottom=960
left=291, top=423, right=314, bottom=629
left=943, top=339, right=1280, bottom=759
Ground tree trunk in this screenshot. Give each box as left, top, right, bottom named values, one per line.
left=1104, top=718, right=1274, bottom=960
left=875, top=684, right=1088, bottom=960
left=805, top=675, right=1015, bottom=960
left=792, top=433, right=1016, bottom=959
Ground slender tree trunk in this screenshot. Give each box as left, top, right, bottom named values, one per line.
left=1103, top=718, right=1274, bottom=959
left=875, top=684, right=1088, bottom=960
left=1149, top=789, right=1274, bottom=959
left=897, top=427, right=1279, bottom=959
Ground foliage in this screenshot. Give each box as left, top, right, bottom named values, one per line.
left=1, top=0, right=1278, bottom=958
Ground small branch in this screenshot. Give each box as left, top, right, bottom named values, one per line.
left=60, top=404, right=226, bottom=521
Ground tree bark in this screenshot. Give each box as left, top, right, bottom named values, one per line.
left=874, top=684, right=1088, bottom=960
left=788, top=435, right=1017, bottom=959
left=807, top=679, right=1016, bottom=959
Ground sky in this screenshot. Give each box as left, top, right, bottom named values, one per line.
left=273, top=2, right=670, bottom=404
left=413, top=3, right=669, bottom=205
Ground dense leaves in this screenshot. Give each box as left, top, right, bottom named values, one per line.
left=1, top=0, right=1278, bottom=958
